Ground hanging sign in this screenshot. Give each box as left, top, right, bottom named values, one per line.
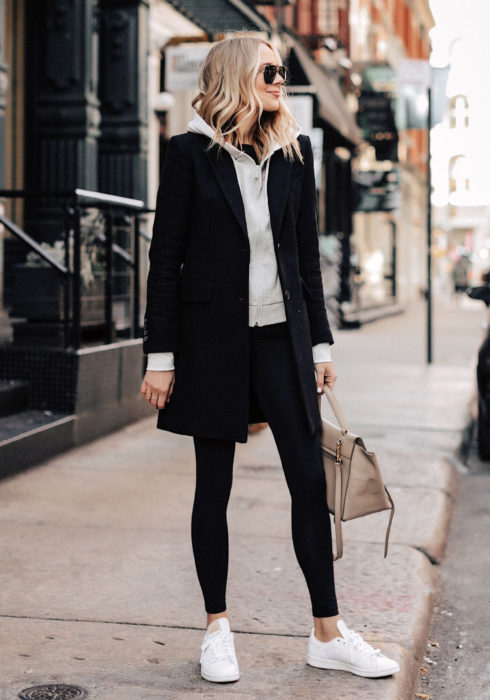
left=165, top=44, right=212, bottom=91
left=353, top=169, right=400, bottom=212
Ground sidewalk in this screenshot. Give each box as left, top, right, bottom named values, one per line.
left=0, top=298, right=484, bottom=700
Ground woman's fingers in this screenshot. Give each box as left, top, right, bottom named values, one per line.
left=324, top=363, right=338, bottom=389
left=150, top=391, right=162, bottom=409
left=140, top=370, right=175, bottom=409
left=325, top=375, right=336, bottom=389
left=315, top=362, right=338, bottom=393
left=316, top=368, right=326, bottom=393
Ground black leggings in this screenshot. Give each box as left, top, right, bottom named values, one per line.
left=191, top=322, right=338, bottom=618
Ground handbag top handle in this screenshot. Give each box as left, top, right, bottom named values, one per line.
left=319, top=387, right=350, bottom=435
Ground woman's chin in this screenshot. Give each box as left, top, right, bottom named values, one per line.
left=262, top=100, right=281, bottom=113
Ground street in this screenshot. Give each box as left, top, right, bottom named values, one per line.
left=416, top=442, right=490, bottom=699
left=0, top=297, right=486, bottom=699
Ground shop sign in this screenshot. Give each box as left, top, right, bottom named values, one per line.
left=357, top=91, right=398, bottom=161
left=165, top=44, right=212, bottom=91
left=353, top=169, right=400, bottom=212
left=397, top=59, right=431, bottom=89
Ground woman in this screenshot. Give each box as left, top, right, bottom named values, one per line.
left=141, top=34, right=399, bottom=684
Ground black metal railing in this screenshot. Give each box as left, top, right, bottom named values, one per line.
left=0, top=189, right=153, bottom=350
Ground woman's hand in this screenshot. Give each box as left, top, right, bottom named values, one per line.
left=315, top=362, right=338, bottom=393
left=140, top=370, right=175, bottom=409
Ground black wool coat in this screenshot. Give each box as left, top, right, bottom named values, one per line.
left=142, top=131, right=334, bottom=443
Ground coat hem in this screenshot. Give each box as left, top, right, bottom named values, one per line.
left=156, top=415, right=250, bottom=444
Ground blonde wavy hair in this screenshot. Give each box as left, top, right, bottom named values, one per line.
left=191, top=33, right=303, bottom=162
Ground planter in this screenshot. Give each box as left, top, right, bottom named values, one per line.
left=10, top=265, right=66, bottom=321
left=10, top=264, right=105, bottom=324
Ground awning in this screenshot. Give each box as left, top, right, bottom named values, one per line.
left=288, top=36, right=363, bottom=148
left=152, top=2, right=206, bottom=42
left=166, top=0, right=271, bottom=37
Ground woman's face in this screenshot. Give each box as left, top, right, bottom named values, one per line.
left=255, top=43, right=285, bottom=112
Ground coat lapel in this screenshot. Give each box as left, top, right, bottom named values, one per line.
left=267, top=150, right=292, bottom=244
left=204, top=146, right=248, bottom=240
left=204, top=141, right=293, bottom=244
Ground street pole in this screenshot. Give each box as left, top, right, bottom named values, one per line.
left=427, top=86, right=432, bottom=364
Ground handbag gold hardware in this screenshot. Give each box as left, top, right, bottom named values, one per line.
left=335, top=438, right=343, bottom=463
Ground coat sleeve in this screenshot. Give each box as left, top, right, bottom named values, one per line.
left=143, top=136, right=192, bottom=354
left=296, top=135, right=334, bottom=346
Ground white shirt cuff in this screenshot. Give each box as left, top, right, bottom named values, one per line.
left=146, top=345, right=330, bottom=371
left=146, top=352, right=175, bottom=371
left=312, top=343, right=332, bottom=363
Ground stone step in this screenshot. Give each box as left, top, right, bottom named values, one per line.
left=0, top=410, right=75, bottom=480
left=0, top=379, right=30, bottom=417
left=341, top=302, right=405, bottom=328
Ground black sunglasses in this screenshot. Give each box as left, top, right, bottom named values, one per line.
left=259, top=64, right=289, bottom=85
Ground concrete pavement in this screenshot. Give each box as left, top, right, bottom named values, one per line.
left=0, top=298, right=484, bottom=699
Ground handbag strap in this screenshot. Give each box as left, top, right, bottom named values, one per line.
left=332, top=460, right=343, bottom=561
left=319, top=387, right=350, bottom=435
left=383, top=487, right=395, bottom=558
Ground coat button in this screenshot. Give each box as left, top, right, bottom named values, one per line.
left=238, top=297, right=245, bottom=302
left=276, top=242, right=281, bottom=248
left=284, top=289, right=291, bottom=300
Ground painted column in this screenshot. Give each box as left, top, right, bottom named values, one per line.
left=98, top=0, right=149, bottom=202
left=24, top=0, right=101, bottom=241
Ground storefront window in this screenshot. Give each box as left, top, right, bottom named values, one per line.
left=351, top=212, right=395, bottom=306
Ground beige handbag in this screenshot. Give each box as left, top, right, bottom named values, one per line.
left=319, top=387, right=394, bottom=561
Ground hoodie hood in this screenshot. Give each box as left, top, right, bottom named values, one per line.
left=187, top=112, right=301, bottom=164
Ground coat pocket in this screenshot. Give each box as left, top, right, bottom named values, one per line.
left=180, top=278, right=214, bottom=302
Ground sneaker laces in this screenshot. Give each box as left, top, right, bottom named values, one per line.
left=201, top=631, right=236, bottom=663
left=344, top=628, right=382, bottom=656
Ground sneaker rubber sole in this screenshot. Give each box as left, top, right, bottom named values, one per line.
left=200, top=667, right=240, bottom=683
left=307, top=654, right=400, bottom=678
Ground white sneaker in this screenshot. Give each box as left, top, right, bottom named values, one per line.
left=307, top=620, right=400, bottom=678
left=200, top=617, right=240, bottom=683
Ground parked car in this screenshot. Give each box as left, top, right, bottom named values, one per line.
left=466, top=284, right=490, bottom=459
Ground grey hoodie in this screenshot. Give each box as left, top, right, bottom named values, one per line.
left=146, top=113, right=332, bottom=371
left=188, top=112, right=290, bottom=327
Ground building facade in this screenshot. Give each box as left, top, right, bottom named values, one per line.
left=430, top=16, right=490, bottom=293
left=0, top=0, right=436, bottom=337
left=348, top=0, right=433, bottom=318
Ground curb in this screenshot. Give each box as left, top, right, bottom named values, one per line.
left=396, top=456, right=461, bottom=699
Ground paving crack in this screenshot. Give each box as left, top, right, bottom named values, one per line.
left=0, top=613, right=309, bottom=638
